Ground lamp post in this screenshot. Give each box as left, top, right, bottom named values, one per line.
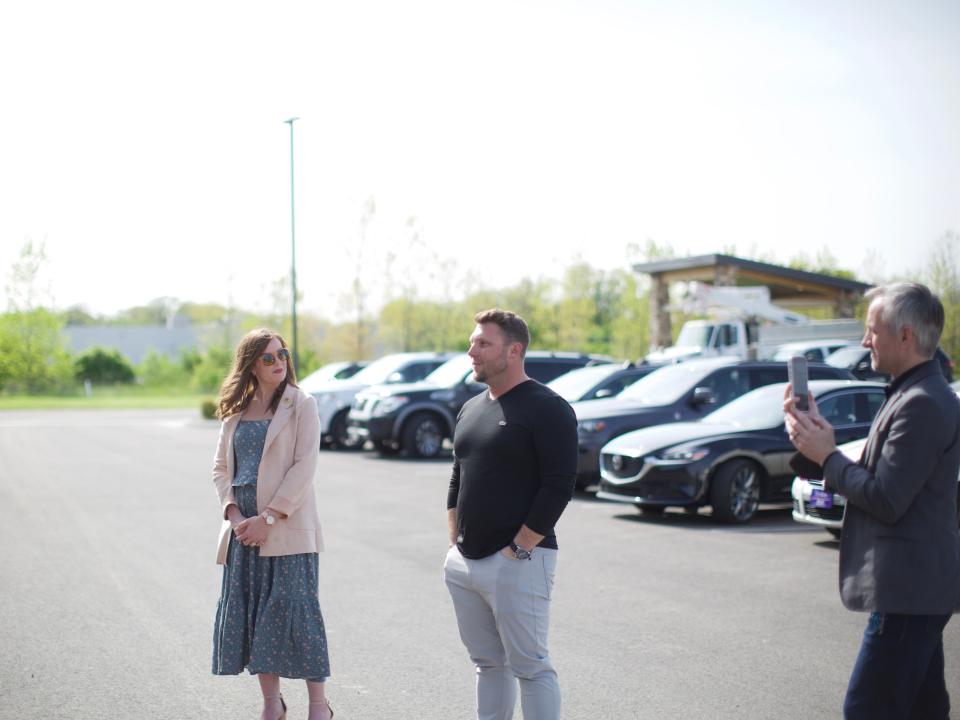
left=284, top=117, right=300, bottom=374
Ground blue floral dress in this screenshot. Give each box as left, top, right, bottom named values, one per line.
left=212, top=419, right=330, bottom=681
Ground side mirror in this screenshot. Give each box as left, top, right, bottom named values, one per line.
left=691, top=387, right=716, bottom=406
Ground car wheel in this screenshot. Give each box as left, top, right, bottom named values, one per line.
left=636, top=503, right=666, bottom=515
left=329, top=410, right=359, bottom=450
left=710, top=458, right=761, bottom=523
left=826, top=527, right=842, bottom=539
left=402, top=412, right=444, bottom=458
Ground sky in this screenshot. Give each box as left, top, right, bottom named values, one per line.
left=2, top=0, right=958, bottom=318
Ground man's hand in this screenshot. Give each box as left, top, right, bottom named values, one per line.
left=783, top=383, right=837, bottom=466
left=500, top=546, right=517, bottom=560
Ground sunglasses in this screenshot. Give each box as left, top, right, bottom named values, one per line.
left=261, top=348, right=290, bottom=366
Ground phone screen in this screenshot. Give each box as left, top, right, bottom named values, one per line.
left=788, top=355, right=809, bottom=411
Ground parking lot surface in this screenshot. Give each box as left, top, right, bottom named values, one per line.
left=1, top=409, right=958, bottom=719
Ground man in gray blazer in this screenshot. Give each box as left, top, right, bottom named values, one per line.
left=786, top=282, right=960, bottom=719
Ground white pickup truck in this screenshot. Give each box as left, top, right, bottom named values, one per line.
left=646, top=317, right=864, bottom=363
left=645, top=283, right=863, bottom=363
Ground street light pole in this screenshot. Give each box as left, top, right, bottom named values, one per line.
left=284, top=117, right=300, bottom=374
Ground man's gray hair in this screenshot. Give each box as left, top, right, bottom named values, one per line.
left=865, top=282, right=944, bottom=357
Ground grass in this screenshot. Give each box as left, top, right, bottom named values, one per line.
left=0, top=385, right=213, bottom=410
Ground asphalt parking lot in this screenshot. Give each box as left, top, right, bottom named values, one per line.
left=1, top=409, right=958, bottom=719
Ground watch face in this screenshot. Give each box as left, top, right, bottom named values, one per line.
left=265, top=514, right=275, bottom=525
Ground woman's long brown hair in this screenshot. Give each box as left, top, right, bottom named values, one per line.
left=216, top=328, right=298, bottom=419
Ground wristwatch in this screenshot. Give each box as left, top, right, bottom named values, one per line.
left=509, top=542, right=532, bottom=561
left=261, top=511, right=277, bottom=526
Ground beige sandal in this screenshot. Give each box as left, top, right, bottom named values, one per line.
left=309, top=698, right=334, bottom=718
left=263, top=693, right=287, bottom=720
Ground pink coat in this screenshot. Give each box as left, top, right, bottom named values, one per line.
left=212, top=384, right=324, bottom=564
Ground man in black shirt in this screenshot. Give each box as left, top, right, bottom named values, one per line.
left=444, top=308, right=577, bottom=720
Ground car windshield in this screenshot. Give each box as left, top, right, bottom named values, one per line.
left=619, top=363, right=717, bottom=405
left=546, top=365, right=618, bottom=401
left=826, top=346, right=866, bottom=368
left=301, top=362, right=348, bottom=386
left=675, top=323, right=712, bottom=348
left=702, top=383, right=787, bottom=430
left=425, top=354, right=475, bottom=387
left=350, top=355, right=420, bottom=385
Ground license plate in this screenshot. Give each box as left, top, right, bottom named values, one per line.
left=809, top=489, right=834, bottom=509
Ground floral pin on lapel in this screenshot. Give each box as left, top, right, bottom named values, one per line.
left=281, top=395, right=293, bottom=408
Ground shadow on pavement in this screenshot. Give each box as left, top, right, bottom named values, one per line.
left=607, top=505, right=826, bottom=534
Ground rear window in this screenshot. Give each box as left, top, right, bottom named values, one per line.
left=527, top=360, right=586, bottom=384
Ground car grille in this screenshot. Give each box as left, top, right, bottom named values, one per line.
left=600, top=453, right=644, bottom=480
left=806, top=506, right=845, bottom=521
left=794, top=498, right=844, bottom=521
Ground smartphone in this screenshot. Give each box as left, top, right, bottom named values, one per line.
left=788, top=355, right=809, bottom=412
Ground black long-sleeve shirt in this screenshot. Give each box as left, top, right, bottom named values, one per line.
left=447, top=379, right=578, bottom=559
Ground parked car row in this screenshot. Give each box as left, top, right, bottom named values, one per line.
left=305, top=344, right=956, bottom=527
left=345, top=351, right=613, bottom=458
left=571, top=357, right=855, bottom=488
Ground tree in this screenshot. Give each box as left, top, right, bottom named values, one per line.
left=73, top=347, right=136, bottom=384
left=0, top=239, right=74, bottom=394
left=338, top=197, right=376, bottom=359
left=926, top=231, right=960, bottom=362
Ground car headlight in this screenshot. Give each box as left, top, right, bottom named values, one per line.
left=659, top=447, right=709, bottom=462
left=373, top=396, right=409, bottom=416
left=578, top=420, right=607, bottom=433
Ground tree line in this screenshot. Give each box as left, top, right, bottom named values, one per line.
left=2, top=233, right=958, bottom=396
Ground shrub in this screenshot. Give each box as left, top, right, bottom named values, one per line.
left=190, top=346, right=234, bottom=393
left=138, top=350, right=189, bottom=388
left=201, top=398, right=217, bottom=419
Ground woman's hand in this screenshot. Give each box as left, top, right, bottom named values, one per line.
left=226, top=504, right=245, bottom=528
left=234, top=515, right=270, bottom=547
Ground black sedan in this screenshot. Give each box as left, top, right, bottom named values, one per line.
left=596, top=380, right=886, bottom=523
left=573, top=357, right=854, bottom=487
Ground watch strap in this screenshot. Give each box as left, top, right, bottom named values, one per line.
left=510, top=542, right=532, bottom=560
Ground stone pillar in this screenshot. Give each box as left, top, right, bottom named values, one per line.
left=649, top=274, right=672, bottom=350
left=834, top=290, right=857, bottom=318
left=714, top=264, right=737, bottom=286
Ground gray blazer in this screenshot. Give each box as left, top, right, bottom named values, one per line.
left=821, top=359, right=960, bottom=614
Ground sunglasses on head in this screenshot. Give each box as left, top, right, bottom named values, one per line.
left=261, top=348, right=290, bottom=366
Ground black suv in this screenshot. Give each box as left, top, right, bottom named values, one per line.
left=574, top=357, right=855, bottom=487
left=347, top=352, right=612, bottom=458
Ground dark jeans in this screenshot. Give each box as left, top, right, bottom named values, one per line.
left=844, top=612, right=952, bottom=720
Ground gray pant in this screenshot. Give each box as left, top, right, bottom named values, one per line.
left=443, top=545, right=560, bottom=720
